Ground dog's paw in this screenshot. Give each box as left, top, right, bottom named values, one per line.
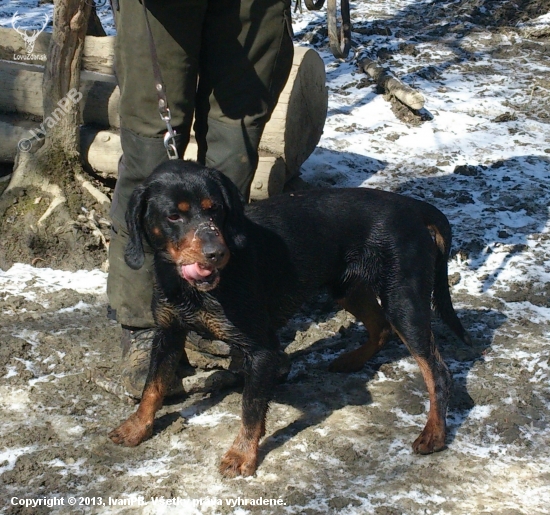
left=412, top=426, right=446, bottom=455
left=219, top=449, right=257, bottom=478
left=109, top=413, right=153, bottom=447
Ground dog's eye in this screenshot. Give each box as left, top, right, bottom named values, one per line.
left=167, top=214, right=181, bottom=222
left=201, top=199, right=220, bottom=212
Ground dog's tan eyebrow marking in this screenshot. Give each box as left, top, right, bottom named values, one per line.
left=201, top=198, right=214, bottom=210
left=178, top=201, right=190, bottom=212
left=152, top=226, right=161, bottom=236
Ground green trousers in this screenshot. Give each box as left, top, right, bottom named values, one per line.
left=108, top=0, right=294, bottom=327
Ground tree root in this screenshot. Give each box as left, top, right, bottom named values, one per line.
left=75, top=171, right=111, bottom=210
left=0, top=145, right=110, bottom=270
left=0, top=150, right=67, bottom=225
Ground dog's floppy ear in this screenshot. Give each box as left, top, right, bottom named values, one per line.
left=215, top=172, right=247, bottom=250
left=124, top=183, right=148, bottom=270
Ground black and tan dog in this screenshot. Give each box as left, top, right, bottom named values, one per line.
left=109, top=160, right=470, bottom=477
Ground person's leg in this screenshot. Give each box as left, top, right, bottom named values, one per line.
left=108, top=0, right=207, bottom=329
left=194, top=0, right=294, bottom=198
left=106, top=0, right=207, bottom=398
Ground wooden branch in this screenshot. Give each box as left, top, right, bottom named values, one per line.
left=327, top=0, right=352, bottom=59
left=249, top=157, right=287, bottom=201
left=358, top=57, right=425, bottom=111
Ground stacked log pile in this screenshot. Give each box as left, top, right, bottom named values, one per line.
left=0, top=28, right=327, bottom=199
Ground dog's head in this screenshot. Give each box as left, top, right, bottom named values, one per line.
left=125, top=161, right=247, bottom=291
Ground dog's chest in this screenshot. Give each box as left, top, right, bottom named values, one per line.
left=172, top=292, right=241, bottom=344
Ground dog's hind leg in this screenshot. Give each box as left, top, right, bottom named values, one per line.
left=329, top=287, right=392, bottom=373
left=219, top=347, right=278, bottom=477
left=109, top=327, right=186, bottom=447
left=386, top=298, right=452, bottom=455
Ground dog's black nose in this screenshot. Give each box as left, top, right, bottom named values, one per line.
left=202, top=244, right=226, bottom=264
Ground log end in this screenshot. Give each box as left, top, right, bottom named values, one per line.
left=261, top=46, right=327, bottom=178
left=249, top=156, right=286, bottom=201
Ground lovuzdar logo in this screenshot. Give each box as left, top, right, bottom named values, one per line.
left=11, top=11, right=49, bottom=61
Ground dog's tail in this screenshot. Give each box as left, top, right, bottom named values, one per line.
left=424, top=205, right=472, bottom=346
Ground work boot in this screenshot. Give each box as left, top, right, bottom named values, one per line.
left=120, top=326, right=191, bottom=399
left=115, top=327, right=291, bottom=400
left=185, top=332, right=291, bottom=382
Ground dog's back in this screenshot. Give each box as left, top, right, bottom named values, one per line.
left=243, top=187, right=468, bottom=346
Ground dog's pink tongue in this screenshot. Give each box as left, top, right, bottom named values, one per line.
left=181, top=263, right=212, bottom=282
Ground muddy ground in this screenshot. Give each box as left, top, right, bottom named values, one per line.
left=1, top=0, right=550, bottom=514
left=0, top=277, right=547, bottom=515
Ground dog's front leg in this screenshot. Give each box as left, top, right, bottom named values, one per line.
left=219, top=348, right=278, bottom=477
left=109, top=327, right=187, bottom=446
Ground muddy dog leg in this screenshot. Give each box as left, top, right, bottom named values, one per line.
left=219, top=348, right=278, bottom=477
left=387, top=298, right=452, bottom=454
left=109, top=327, right=186, bottom=447
left=329, top=287, right=392, bottom=373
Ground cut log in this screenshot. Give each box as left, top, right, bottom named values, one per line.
left=0, top=60, right=119, bottom=127
left=81, top=33, right=114, bottom=75
left=81, top=127, right=198, bottom=176
left=249, top=157, right=287, bottom=200
left=0, top=27, right=51, bottom=65
left=0, top=26, right=117, bottom=127
left=2, top=117, right=287, bottom=202
left=78, top=128, right=286, bottom=201
left=0, top=64, right=45, bottom=120
left=0, top=27, right=114, bottom=74
left=80, top=126, right=122, bottom=176
left=0, top=117, right=38, bottom=162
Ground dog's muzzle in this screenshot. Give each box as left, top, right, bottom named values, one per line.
left=196, top=223, right=227, bottom=266
left=180, top=223, right=229, bottom=291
